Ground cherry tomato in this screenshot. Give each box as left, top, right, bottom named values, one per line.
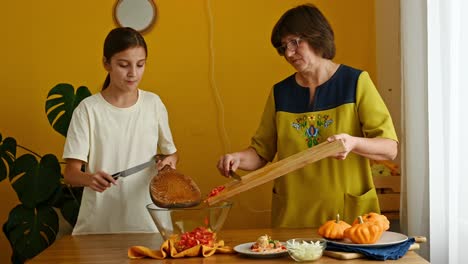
left=207, top=185, right=226, bottom=198
left=176, top=227, right=216, bottom=251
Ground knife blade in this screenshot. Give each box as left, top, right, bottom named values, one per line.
left=112, top=156, right=156, bottom=179
left=229, top=170, right=242, bottom=181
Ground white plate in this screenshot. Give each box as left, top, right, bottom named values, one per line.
left=233, top=242, right=289, bottom=258
left=326, top=231, right=408, bottom=247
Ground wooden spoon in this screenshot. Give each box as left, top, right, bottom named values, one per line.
left=149, top=164, right=202, bottom=208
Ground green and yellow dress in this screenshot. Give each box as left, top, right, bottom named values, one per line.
left=250, top=65, right=398, bottom=228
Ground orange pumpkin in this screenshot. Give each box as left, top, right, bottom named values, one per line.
left=352, top=212, right=390, bottom=231
left=345, top=216, right=383, bottom=244
left=317, top=214, right=351, bottom=240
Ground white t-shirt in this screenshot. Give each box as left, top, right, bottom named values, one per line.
left=63, top=89, right=177, bottom=235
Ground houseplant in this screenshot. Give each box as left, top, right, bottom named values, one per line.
left=1, top=83, right=91, bottom=263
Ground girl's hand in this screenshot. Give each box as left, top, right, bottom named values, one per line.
left=156, top=153, right=178, bottom=170
left=64, top=158, right=116, bottom=192
left=327, top=133, right=356, bottom=160
left=87, top=171, right=116, bottom=192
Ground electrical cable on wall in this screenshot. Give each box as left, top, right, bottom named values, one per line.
left=205, top=0, right=270, bottom=214
left=205, top=0, right=231, bottom=154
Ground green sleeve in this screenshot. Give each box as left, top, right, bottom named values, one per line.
left=356, top=71, right=398, bottom=141
left=250, top=90, right=277, bottom=162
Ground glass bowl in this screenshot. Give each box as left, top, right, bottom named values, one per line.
left=146, top=201, right=232, bottom=240
left=286, top=238, right=326, bottom=262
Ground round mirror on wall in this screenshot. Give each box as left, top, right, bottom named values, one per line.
left=113, top=0, right=157, bottom=34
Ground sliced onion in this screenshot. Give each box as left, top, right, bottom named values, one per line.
left=286, top=239, right=324, bottom=261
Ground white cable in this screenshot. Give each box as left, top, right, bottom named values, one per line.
left=205, top=0, right=231, bottom=154
left=205, top=0, right=270, bottom=214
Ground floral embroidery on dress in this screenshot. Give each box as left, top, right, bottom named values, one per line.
left=291, top=114, right=334, bottom=147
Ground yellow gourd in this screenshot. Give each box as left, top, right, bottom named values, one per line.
left=317, top=214, right=351, bottom=240
left=345, top=216, right=383, bottom=244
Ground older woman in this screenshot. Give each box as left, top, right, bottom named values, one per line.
left=217, top=4, right=398, bottom=228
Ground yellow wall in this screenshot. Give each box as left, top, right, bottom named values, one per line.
left=0, top=0, right=375, bottom=261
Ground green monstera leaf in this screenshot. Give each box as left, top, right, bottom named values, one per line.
left=10, top=154, right=61, bottom=208
left=59, top=196, right=80, bottom=227
left=3, top=204, right=58, bottom=262
left=0, top=134, right=17, bottom=182
left=45, top=83, right=91, bottom=137
left=48, top=184, right=82, bottom=227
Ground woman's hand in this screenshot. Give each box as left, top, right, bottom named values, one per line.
left=327, top=133, right=398, bottom=160
left=217, top=147, right=268, bottom=177
left=327, top=133, right=357, bottom=160
left=217, top=153, right=241, bottom=177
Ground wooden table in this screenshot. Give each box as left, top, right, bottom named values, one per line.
left=27, top=228, right=429, bottom=263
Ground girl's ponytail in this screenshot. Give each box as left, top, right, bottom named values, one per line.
left=102, top=74, right=110, bottom=90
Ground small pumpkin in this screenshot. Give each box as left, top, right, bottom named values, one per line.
left=352, top=212, right=390, bottom=231
left=344, top=216, right=383, bottom=244
left=317, top=214, right=351, bottom=240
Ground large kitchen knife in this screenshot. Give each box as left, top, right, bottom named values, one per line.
left=111, top=156, right=156, bottom=179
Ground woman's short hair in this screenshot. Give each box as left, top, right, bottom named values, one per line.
left=271, top=4, right=335, bottom=59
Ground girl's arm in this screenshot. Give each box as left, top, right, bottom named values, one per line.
left=64, top=158, right=116, bottom=192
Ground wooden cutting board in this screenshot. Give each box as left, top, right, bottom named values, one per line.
left=324, top=236, right=426, bottom=260
left=206, top=140, right=346, bottom=205
left=149, top=165, right=202, bottom=208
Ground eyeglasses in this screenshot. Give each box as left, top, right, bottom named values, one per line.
left=276, top=38, right=302, bottom=56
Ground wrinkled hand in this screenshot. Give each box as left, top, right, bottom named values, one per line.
left=87, top=171, right=116, bottom=192
left=217, top=153, right=240, bottom=177
left=327, top=133, right=356, bottom=160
